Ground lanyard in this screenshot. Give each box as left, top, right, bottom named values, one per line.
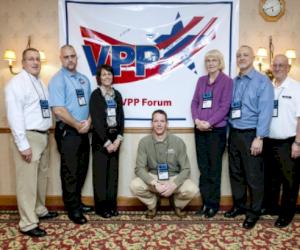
left=232, top=77, right=250, bottom=104
left=153, top=138, right=169, bottom=164
left=65, top=74, right=82, bottom=91
left=27, top=73, right=46, bottom=100
left=203, top=77, right=217, bottom=96
left=274, top=87, right=284, bottom=100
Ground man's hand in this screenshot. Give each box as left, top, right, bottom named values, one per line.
left=291, top=142, right=300, bottom=159
left=160, top=182, right=177, bottom=197
left=20, top=148, right=32, bottom=163
left=250, top=137, right=263, bottom=156
left=78, top=119, right=91, bottom=134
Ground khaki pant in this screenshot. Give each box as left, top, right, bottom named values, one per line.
left=12, top=131, right=49, bottom=232
left=130, top=173, right=199, bottom=210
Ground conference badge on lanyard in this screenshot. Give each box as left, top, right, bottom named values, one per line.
left=202, top=91, right=213, bottom=109
left=106, top=99, right=117, bottom=116
left=157, top=163, right=169, bottom=180
left=76, top=89, right=87, bottom=106
left=40, top=100, right=50, bottom=118
left=273, top=100, right=279, bottom=117
left=231, top=101, right=242, bottom=119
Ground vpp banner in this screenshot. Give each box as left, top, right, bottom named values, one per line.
left=59, top=0, right=239, bottom=128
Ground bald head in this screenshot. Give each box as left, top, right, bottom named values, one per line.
left=236, top=45, right=255, bottom=75
left=272, top=54, right=290, bottom=84
left=60, top=44, right=78, bottom=72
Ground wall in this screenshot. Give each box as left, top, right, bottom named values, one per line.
left=0, top=0, right=299, bottom=201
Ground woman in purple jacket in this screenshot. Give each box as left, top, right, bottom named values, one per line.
left=191, top=49, right=233, bottom=218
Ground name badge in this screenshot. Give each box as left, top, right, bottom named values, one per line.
left=231, top=101, right=241, bottom=119
left=273, top=100, right=278, bottom=117
left=76, top=89, right=86, bottom=106
left=40, top=100, right=50, bottom=119
left=106, top=99, right=117, bottom=108
left=157, top=163, right=169, bottom=180
left=202, top=92, right=213, bottom=109
left=107, top=108, right=116, bottom=117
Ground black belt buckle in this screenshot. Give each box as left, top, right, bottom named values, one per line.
left=108, top=128, right=117, bottom=134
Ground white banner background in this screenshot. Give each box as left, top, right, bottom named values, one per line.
left=59, top=0, right=239, bottom=128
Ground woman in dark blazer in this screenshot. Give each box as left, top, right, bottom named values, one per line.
left=90, top=64, right=124, bottom=218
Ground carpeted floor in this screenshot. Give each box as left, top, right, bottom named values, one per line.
left=1, top=210, right=300, bottom=250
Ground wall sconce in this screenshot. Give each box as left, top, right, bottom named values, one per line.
left=256, top=47, right=268, bottom=72
left=3, top=49, right=17, bottom=75
left=2, top=36, right=47, bottom=75
left=285, top=49, right=296, bottom=65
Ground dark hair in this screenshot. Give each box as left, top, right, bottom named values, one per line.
left=22, top=48, right=39, bottom=61
left=151, top=109, right=168, bottom=121
left=96, top=64, right=114, bottom=86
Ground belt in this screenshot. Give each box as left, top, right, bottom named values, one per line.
left=108, top=128, right=118, bottom=134
left=230, top=127, right=256, bottom=133
left=28, top=129, right=49, bottom=134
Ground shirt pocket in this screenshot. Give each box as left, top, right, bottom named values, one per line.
left=24, top=91, right=39, bottom=108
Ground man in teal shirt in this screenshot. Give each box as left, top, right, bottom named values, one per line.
left=130, top=110, right=198, bottom=218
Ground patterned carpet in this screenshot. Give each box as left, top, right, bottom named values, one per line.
left=1, top=210, right=300, bottom=250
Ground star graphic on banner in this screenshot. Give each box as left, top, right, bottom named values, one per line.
left=154, top=13, right=198, bottom=74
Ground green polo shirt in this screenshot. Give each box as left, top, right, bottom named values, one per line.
left=135, top=133, right=191, bottom=186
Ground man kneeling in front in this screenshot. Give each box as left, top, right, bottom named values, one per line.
left=130, top=109, right=198, bottom=218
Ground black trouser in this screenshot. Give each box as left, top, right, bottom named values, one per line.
left=195, top=127, right=226, bottom=209
left=55, top=122, right=90, bottom=212
left=263, top=137, right=299, bottom=219
left=92, top=131, right=119, bottom=214
left=228, top=127, right=264, bottom=218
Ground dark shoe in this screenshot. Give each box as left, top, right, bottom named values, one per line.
left=204, top=208, right=218, bottom=218
left=39, top=211, right=59, bottom=220
left=146, top=208, right=157, bottom=219
left=195, top=207, right=208, bottom=216
left=68, top=210, right=87, bottom=224
left=243, top=216, right=259, bottom=229
left=274, top=217, right=292, bottom=228
left=96, top=211, right=112, bottom=218
left=21, top=227, right=47, bottom=237
left=110, top=210, right=119, bottom=217
left=80, top=204, right=94, bottom=213
left=261, top=207, right=279, bottom=216
left=224, top=207, right=244, bottom=218
left=174, top=207, right=187, bottom=218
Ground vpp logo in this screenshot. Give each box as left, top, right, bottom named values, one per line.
left=81, top=13, right=217, bottom=84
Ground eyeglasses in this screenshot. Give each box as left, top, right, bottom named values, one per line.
left=271, top=64, right=288, bottom=69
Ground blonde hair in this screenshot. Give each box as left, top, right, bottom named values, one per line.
left=204, top=49, right=225, bottom=71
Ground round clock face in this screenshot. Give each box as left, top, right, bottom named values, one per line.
left=259, top=0, right=285, bottom=21
left=263, top=0, right=282, bottom=17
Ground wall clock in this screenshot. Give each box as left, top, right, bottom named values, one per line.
left=259, top=0, right=286, bottom=22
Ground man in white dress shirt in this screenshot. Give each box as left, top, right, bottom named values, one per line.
left=5, top=48, right=58, bottom=237
left=263, top=54, right=300, bottom=228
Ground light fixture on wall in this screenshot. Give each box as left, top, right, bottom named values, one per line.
left=256, top=35, right=296, bottom=80
left=285, top=49, right=296, bottom=65
left=2, top=36, right=47, bottom=75
left=3, top=49, right=17, bottom=75
left=256, top=47, right=268, bottom=72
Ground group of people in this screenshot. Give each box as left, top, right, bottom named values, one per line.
left=5, top=45, right=124, bottom=237
left=192, top=46, right=300, bottom=230
left=4, top=43, right=300, bottom=237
